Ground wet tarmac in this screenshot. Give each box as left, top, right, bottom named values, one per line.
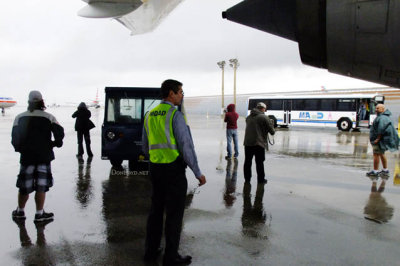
left=1, top=107, right=400, bottom=265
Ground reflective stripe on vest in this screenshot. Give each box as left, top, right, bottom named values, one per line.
left=145, top=103, right=180, bottom=163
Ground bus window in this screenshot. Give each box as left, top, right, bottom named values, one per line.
left=304, top=99, right=319, bottom=110
left=337, top=99, right=356, bottom=111
left=293, top=99, right=305, bottom=110
left=248, top=99, right=258, bottom=110
left=320, top=99, right=336, bottom=111
left=266, top=99, right=283, bottom=110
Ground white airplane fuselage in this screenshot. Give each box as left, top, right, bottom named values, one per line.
left=0, top=97, right=17, bottom=109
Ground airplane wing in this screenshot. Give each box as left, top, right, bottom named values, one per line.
left=78, top=0, right=184, bottom=35
left=223, top=0, right=400, bottom=88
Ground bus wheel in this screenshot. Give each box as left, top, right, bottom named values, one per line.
left=338, top=118, right=352, bottom=131
left=110, top=159, right=123, bottom=168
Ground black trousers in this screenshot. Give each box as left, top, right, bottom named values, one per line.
left=243, top=145, right=265, bottom=182
left=77, top=130, right=92, bottom=156
left=145, top=159, right=187, bottom=260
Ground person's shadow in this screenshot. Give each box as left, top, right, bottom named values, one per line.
left=241, top=183, right=269, bottom=239
left=76, top=157, right=93, bottom=208
left=224, top=158, right=238, bottom=208
left=364, top=177, right=394, bottom=224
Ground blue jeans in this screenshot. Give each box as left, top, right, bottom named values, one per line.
left=226, top=129, right=239, bottom=157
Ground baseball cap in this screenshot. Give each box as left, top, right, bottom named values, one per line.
left=28, top=90, right=43, bottom=102
left=256, top=102, right=266, bottom=109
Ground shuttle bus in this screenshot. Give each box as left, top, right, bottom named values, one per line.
left=247, top=94, right=384, bottom=131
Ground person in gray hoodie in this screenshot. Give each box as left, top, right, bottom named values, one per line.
left=243, top=102, right=275, bottom=184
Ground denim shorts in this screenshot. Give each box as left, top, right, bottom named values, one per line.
left=16, top=164, right=53, bottom=194
left=372, top=144, right=385, bottom=155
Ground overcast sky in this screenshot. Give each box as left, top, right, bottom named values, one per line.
left=0, top=0, right=380, bottom=105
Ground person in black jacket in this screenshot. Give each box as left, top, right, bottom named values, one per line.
left=72, top=102, right=94, bottom=158
left=11, top=90, right=64, bottom=223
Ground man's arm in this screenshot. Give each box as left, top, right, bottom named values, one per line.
left=265, top=116, right=275, bottom=135
left=11, top=117, right=21, bottom=152
left=51, top=120, right=65, bottom=148
left=173, top=111, right=202, bottom=179
left=142, top=125, right=149, bottom=157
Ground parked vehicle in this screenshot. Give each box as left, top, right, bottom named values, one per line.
left=248, top=94, right=384, bottom=131
left=102, top=87, right=161, bottom=168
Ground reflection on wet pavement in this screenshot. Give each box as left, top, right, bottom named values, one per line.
left=241, top=183, right=270, bottom=239
left=364, top=178, right=394, bottom=224
left=13, top=218, right=56, bottom=265
left=76, top=157, right=93, bottom=208
left=272, top=128, right=372, bottom=169
left=224, top=158, right=238, bottom=208
left=1, top=109, right=400, bottom=265
left=102, top=167, right=152, bottom=243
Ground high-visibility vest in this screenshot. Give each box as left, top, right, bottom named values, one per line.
left=144, top=103, right=180, bottom=163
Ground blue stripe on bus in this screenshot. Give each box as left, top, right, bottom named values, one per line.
left=277, top=119, right=355, bottom=125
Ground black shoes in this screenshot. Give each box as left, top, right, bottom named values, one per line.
left=163, top=254, right=192, bottom=265
left=12, top=209, right=26, bottom=220
left=13, top=209, right=54, bottom=223
left=258, top=179, right=268, bottom=184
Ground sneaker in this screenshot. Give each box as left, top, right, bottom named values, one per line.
left=366, top=170, right=379, bottom=177
left=34, top=211, right=54, bottom=223
left=225, top=156, right=232, bottom=160
left=379, top=170, right=390, bottom=177
left=12, top=209, right=26, bottom=220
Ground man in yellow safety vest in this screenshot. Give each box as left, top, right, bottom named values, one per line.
left=142, top=79, right=206, bottom=265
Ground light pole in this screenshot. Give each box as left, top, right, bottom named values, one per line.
left=217, top=61, right=226, bottom=115
left=229, top=58, right=239, bottom=105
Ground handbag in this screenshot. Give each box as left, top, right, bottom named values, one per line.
left=88, top=119, right=95, bottom=130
